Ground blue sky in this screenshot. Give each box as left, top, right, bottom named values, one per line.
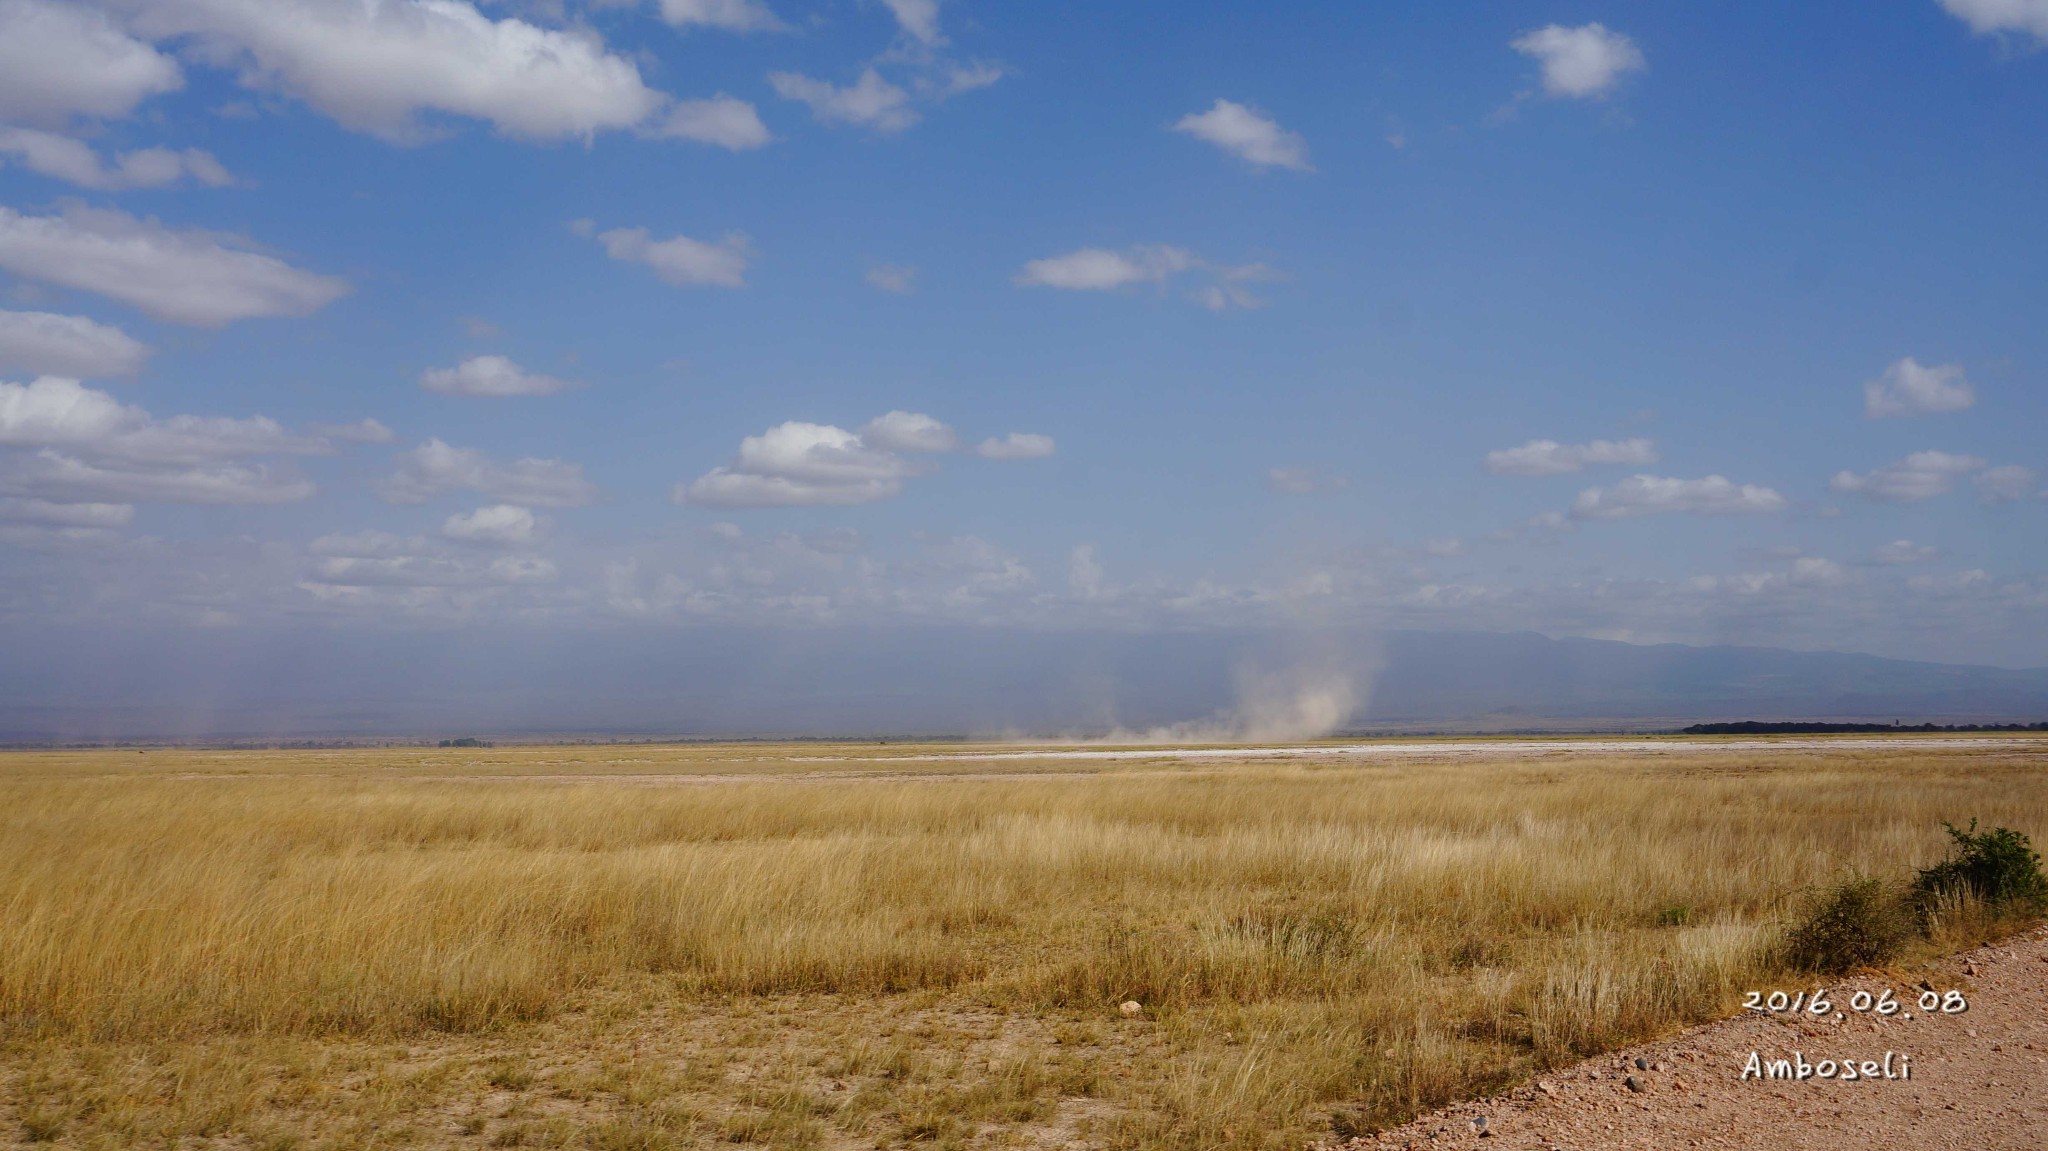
left=2, top=0, right=2046, bottom=668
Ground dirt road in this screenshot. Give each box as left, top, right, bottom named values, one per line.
left=1337, top=926, right=2048, bottom=1151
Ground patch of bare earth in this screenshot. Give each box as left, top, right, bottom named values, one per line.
left=1332, top=925, right=2048, bottom=1151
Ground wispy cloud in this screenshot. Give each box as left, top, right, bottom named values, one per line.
left=0, top=127, right=232, bottom=190
left=656, top=0, right=786, bottom=33
left=646, top=94, right=772, bottom=150
left=1267, top=467, right=1346, bottom=494
left=865, top=264, right=917, bottom=294
left=1863, top=357, right=1975, bottom=418
left=771, top=69, right=917, bottom=133
left=677, top=413, right=1051, bottom=507
left=1940, top=0, right=2048, bottom=43
left=582, top=221, right=751, bottom=288
left=1016, top=245, right=1279, bottom=309
left=1570, top=474, right=1786, bottom=519
left=380, top=438, right=598, bottom=507
left=1173, top=99, right=1311, bottom=171
left=421, top=356, right=581, bottom=398
left=1830, top=451, right=1986, bottom=502
left=0, top=204, right=348, bottom=327
left=1486, top=438, right=1658, bottom=477
left=976, top=433, right=1055, bottom=460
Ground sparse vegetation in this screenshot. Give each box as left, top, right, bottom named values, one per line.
left=0, top=738, right=2043, bottom=1150
left=1776, top=820, right=2047, bottom=974
left=1778, top=877, right=1914, bottom=974
left=1913, top=820, right=2048, bottom=916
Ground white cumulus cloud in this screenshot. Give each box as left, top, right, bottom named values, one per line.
left=105, top=0, right=664, bottom=142
left=1940, top=0, right=2048, bottom=42
left=0, top=0, right=182, bottom=125
left=1172, top=99, right=1311, bottom=171
left=1569, top=474, right=1787, bottom=519
left=0, top=204, right=349, bottom=327
left=0, top=309, right=149, bottom=377
left=421, top=355, right=579, bottom=397
left=677, top=412, right=1044, bottom=507
left=588, top=223, right=750, bottom=288
left=769, top=68, right=917, bottom=133
left=1511, top=23, right=1646, bottom=99
left=1485, top=437, right=1659, bottom=476
left=647, top=95, right=771, bottom=150
left=0, top=126, right=233, bottom=190
left=859, top=410, right=959, bottom=453
left=441, top=503, right=542, bottom=546
left=0, top=375, right=324, bottom=506
left=1830, top=451, right=1987, bottom=502
left=380, top=437, right=598, bottom=506
left=1862, top=357, right=1975, bottom=418
left=678, top=421, right=921, bottom=508
left=0, top=376, right=323, bottom=462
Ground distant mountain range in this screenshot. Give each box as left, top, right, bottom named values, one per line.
left=1, top=625, right=2043, bottom=742
left=1355, top=631, right=2048, bottom=730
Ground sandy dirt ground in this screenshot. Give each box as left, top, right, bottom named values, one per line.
left=1334, top=925, right=2048, bottom=1151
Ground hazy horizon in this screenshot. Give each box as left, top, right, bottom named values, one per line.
left=6, top=624, right=2045, bottom=744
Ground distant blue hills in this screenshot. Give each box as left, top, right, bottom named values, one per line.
left=2, top=625, right=2044, bottom=742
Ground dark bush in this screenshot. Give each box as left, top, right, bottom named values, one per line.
left=1779, top=877, right=1913, bottom=974
left=1655, top=904, right=1692, bottom=927
left=1913, top=821, right=2048, bottom=916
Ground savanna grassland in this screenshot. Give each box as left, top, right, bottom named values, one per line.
left=2, top=737, right=2044, bottom=1151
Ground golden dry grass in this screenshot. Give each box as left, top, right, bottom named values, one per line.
left=1, top=738, right=2044, bottom=1150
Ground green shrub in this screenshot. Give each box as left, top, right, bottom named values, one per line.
left=1654, top=904, right=1692, bottom=927
left=1779, top=877, right=1913, bottom=974
left=1912, top=821, right=2048, bottom=916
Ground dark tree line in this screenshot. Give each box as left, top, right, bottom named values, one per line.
left=1681, top=721, right=2048, bottom=735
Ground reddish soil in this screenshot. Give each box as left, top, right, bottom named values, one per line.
left=1335, top=925, right=2048, bottom=1151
